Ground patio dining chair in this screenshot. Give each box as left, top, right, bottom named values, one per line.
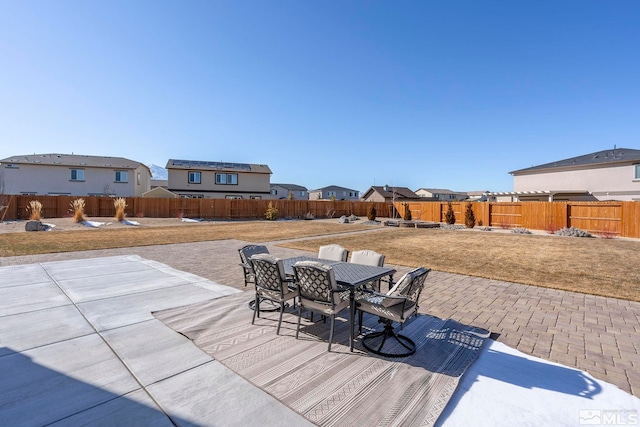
left=238, top=245, right=269, bottom=288
left=250, top=253, right=299, bottom=335
left=355, top=267, right=430, bottom=357
left=349, top=249, right=386, bottom=291
left=292, top=261, right=350, bottom=351
left=318, top=244, right=349, bottom=262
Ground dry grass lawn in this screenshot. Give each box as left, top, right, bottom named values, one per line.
left=279, top=228, right=640, bottom=302
left=1, top=220, right=638, bottom=302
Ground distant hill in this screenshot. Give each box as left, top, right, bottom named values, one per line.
left=148, top=164, right=168, bottom=180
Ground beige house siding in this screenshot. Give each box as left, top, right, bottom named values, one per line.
left=270, top=184, right=308, bottom=200
left=142, top=187, right=178, bottom=198
left=166, top=160, right=271, bottom=199
left=514, top=163, right=640, bottom=201
left=1, top=161, right=151, bottom=197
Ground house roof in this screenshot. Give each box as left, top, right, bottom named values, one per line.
left=165, top=159, right=272, bottom=174
left=416, top=188, right=462, bottom=195
left=363, top=186, right=419, bottom=200
left=510, top=148, right=640, bottom=174
left=0, top=153, right=149, bottom=171
left=309, top=185, right=359, bottom=193
left=270, top=183, right=308, bottom=191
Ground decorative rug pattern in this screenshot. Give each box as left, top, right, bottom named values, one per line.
left=153, top=292, right=490, bottom=427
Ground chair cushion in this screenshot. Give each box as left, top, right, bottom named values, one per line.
left=258, top=287, right=299, bottom=302
left=318, top=244, right=348, bottom=262
left=350, top=250, right=385, bottom=267
left=300, top=296, right=349, bottom=316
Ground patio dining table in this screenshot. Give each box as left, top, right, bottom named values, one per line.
left=282, top=256, right=396, bottom=351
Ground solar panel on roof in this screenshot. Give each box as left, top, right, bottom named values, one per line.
left=172, top=159, right=251, bottom=170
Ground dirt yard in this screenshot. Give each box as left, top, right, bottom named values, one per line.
left=0, top=217, right=219, bottom=234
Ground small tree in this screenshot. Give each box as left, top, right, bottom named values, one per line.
left=367, top=203, right=377, bottom=221
left=402, top=203, right=412, bottom=221
left=330, top=194, right=336, bottom=201
left=287, top=191, right=294, bottom=200
left=464, top=202, right=476, bottom=228
left=265, top=202, right=278, bottom=220
left=444, top=202, right=456, bottom=225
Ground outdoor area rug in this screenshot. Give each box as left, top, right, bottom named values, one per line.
left=153, top=292, right=490, bottom=427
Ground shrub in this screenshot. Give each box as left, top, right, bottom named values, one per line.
left=464, top=202, right=475, bottom=228
left=444, top=202, right=456, bottom=225
left=556, top=227, right=593, bottom=238
left=114, top=198, right=127, bottom=221
left=402, top=203, right=412, bottom=221
left=27, top=200, right=43, bottom=221
left=511, top=227, right=532, bottom=234
left=303, top=211, right=315, bottom=220
left=70, top=198, right=85, bottom=223
left=265, top=202, right=278, bottom=220
left=367, top=204, right=377, bottom=221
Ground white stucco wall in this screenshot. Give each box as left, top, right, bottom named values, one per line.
left=513, top=163, right=640, bottom=201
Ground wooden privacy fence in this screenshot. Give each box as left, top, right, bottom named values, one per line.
left=394, top=200, right=640, bottom=238
left=0, top=195, right=391, bottom=223
left=2, top=195, right=639, bottom=238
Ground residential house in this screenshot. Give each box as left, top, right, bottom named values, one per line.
left=166, top=159, right=272, bottom=199
left=270, top=183, right=309, bottom=200
left=415, top=188, right=467, bottom=201
left=151, top=179, right=168, bottom=189
left=492, top=147, right=640, bottom=201
left=0, top=153, right=151, bottom=197
left=360, top=185, right=420, bottom=202
left=142, top=186, right=178, bottom=198
left=308, top=185, right=359, bottom=201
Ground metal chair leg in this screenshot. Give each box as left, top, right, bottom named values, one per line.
left=251, top=294, right=259, bottom=324
left=296, top=305, right=302, bottom=339
left=328, top=316, right=335, bottom=352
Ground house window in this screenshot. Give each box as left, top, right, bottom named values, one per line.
left=188, top=171, right=201, bottom=184
left=270, top=189, right=277, bottom=195
left=115, top=171, right=128, bottom=183
left=300, top=191, right=306, bottom=197
left=137, top=173, right=141, bottom=185
left=216, top=173, right=238, bottom=185
left=70, top=169, right=84, bottom=181
left=635, top=164, right=640, bottom=180
left=327, top=191, right=336, bottom=197
left=349, top=191, right=357, bottom=198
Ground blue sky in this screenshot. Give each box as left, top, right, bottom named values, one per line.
left=1, top=1, right=639, bottom=193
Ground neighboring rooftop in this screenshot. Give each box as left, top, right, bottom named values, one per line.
left=270, top=183, right=308, bottom=191
left=363, top=185, right=420, bottom=200
left=0, top=153, right=147, bottom=170
left=510, top=147, right=640, bottom=174
left=165, top=159, right=272, bottom=174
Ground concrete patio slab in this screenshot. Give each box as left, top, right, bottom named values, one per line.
left=0, top=264, right=52, bottom=288
left=0, top=335, right=139, bottom=426
left=57, top=272, right=191, bottom=302
left=0, top=255, right=313, bottom=426
left=47, top=389, right=174, bottom=427
left=0, top=305, right=94, bottom=356
left=75, top=283, right=237, bottom=331
left=0, top=282, right=70, bottom=316
left=146, top=360, right=314, bottom=427
left=101, top=319, right=213, bottom=386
